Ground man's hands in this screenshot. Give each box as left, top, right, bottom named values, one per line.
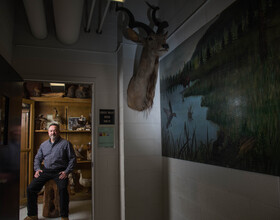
left=59, top=171, right=68, bottom=179
left=34, top=169, right=68, bottom=179
left=34, top=169, right=43, bottom=178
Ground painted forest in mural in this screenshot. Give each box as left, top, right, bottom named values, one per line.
left=160, top=0, right=280, bottom=176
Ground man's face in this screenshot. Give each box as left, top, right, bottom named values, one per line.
left=48, top=125, right=59, bottom=141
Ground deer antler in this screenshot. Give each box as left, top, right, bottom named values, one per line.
left=116, top=4, right=154, bottom=35
left=116, top=2, right=169, bottom=111
left=145, top=1, right=169, bottom=34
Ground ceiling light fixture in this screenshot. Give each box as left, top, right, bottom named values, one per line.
left=50, top=83, right=65, bottom=93
left=50, top=83, right=65, bottom=87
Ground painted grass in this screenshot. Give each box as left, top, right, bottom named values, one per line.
left=161, top=1, right=280, bottom=175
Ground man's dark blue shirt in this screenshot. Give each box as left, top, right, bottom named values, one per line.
left=34, top=137, right=76, bottom=174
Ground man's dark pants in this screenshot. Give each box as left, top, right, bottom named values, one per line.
left=26, top=169, right=69, bottom=217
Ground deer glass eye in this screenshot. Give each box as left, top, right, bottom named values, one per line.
left=148, top=37, right=153, bottom=41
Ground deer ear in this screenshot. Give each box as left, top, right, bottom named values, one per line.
left=125, top=28, right=142, bottom=43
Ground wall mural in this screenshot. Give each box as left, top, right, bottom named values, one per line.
left=160, top=0, right=280, bottom=176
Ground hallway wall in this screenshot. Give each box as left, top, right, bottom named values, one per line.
left=0, top=55, right=23, bottom=220
left=120, top=43, right=163, bottom=220
left=0, top=2, right=22, bottom=220
left=118, top=0, right=165, bottom=219
left=0, top=0, right=15, bottom=63
left=160, top=0, right=280, bottom=219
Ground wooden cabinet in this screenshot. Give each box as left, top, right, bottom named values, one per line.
left=31, top=96, right=92, bottom=199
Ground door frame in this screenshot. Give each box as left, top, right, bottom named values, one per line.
left=20, top=98, right=35, bottom=205
left=21, top=81, right=95, bottom=219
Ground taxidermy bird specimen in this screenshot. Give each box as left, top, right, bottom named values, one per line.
left=77, top=170, right=92, bottom=193
left=53, top=108, right=63, bottom=125
left=73, top=145, right=87, bottom=160
left=35, top=114, right=49, bottom=130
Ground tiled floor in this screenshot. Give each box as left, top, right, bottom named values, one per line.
left=19, top=200, right=92, bottom=220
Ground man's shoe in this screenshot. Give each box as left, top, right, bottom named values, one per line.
left=61, top=217, right=69, bottom=220
left=24, top=216, right=38, bottom=220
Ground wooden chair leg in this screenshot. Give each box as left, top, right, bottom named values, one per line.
left=42, top=180, right=60, bottom=218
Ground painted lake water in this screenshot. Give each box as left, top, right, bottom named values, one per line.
left=161, top=85, right=219, bottom=144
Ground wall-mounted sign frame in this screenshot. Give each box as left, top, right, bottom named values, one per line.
left=99, top=109, right=115, bottom=125
left=98, top=126, right=114, bottom=148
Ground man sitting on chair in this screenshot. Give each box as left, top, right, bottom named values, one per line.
left=24, top=123, right=76, bottom=220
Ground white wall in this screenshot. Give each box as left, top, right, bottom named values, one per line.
left=120, top=43, right=163, bottom=220
left=160, top=0, right=280, bottom=219
left=164, top=158, right=280, bottom=220
left=118, top=0, right=164, bottom=219
left=159, top=0, right=206, bottom=38
left=0, top=0, right=15, bottom=63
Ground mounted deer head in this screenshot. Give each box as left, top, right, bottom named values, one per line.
left=116, top=2, right=169, bottom=111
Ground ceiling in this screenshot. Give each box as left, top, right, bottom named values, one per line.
left=15, top=0, right=208, bottom=53
left=22, top=0, right=122, bottom=45
left=15, top=0, right=119, bottom=52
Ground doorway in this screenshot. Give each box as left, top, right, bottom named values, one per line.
left=20, top=99, right=35, bottom=206
left=19, top=81, right=93, bottom=219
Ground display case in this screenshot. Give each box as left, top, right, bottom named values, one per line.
left=31, top=96, right=92, bottom=200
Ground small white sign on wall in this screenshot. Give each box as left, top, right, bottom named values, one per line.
left=98, top=126, right=114, bottom=148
